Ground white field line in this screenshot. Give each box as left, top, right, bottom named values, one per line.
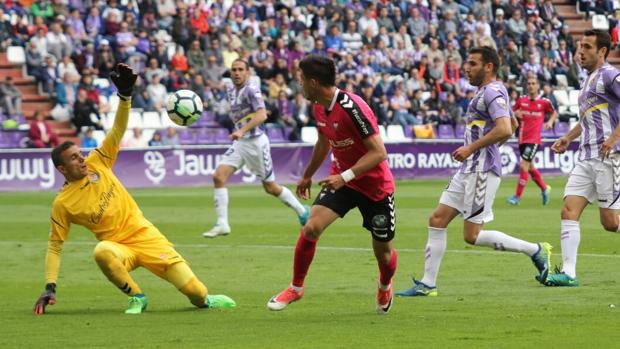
left=1, top=241, right=619, bottom=259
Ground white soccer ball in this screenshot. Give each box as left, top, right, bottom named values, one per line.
left=166, top=90, right=204, bottom=126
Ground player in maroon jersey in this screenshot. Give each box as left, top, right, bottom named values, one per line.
left=266, top=55, right=398, bottom=314
left=507, top=77, right=557, bottom=205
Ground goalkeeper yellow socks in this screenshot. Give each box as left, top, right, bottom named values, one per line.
left=94, top=246, right=142, bottom=296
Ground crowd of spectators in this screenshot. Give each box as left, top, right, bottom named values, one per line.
left=0, top=0, right=610, bottom=146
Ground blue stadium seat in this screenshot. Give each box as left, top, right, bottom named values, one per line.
left=554, top=122, right=569, bottom=136
left=178, top=128, right=195, bottom=145
left=455, top=124, right=465, bottom=138
left=196, top=128, right=215, bottom=144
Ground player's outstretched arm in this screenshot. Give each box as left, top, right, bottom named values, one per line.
left=105, top=64, right=138, bottom=146
left=34, top=239, right=64, bottom=314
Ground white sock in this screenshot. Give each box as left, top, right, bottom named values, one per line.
left=474, top=230, right=539, bottom=256
left=420, top=227, right=447, bottom=288
left=278, top=186, right=306, bottom=216
left=560, top=220, right=580, bottom=278
left=213, top=188, right=229, bottom=226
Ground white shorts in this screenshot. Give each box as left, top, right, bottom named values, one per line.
left=564, top=157, right=620, bottom=209
left=439, top=171, right=501, bottom=224
left=219, top=133, right=276, bottom=182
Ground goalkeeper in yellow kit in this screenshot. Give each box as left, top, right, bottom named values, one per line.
left=33, top=64, right=236, bottom=315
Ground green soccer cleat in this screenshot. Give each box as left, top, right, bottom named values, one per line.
left=542, top=185, right=552, bottom=205
left=531, top=242, right=552, bottom=284
left=298, top=205, right=310, bottom=226
left=125, top=294, right=148, bottom=314
left=206, top=295, right=237, bottom=309
left=395, top=278, right=438, bottom=297
left=506, top=195, right=520, bottom=206
left=544, top=272, right=579, bottom=287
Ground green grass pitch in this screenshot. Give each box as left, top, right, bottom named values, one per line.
left=2, top=178, right=620, bottom=348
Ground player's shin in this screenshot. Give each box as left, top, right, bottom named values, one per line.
left=474, top=230, right=539, bottom=255
left=292, top=230, right=318, bottom=288
left=420, top=227, right=447, bottom=287
left=277, top=186, right=306, bottom=216
left=560, top=220, right=580, bottom=278
left=529, top=168, right=547, bottom=190
left=93, top=248, right=142, bottom=296
left=376, top=248, right=397, bottom=288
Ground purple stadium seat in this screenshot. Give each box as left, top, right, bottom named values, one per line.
left=178, top=128, right=195, bottom=145
left=455, top=123, right=466, bottom=138
left=541, top=127, right=555, bottom=138
left=11, top=130, right=28, bottom=147
left=437, top=124, right=456, bottom=139
left=554, top=122, right=569, bottom=136
left=214, top=128, right=231, bottom=144
left=267, top=127, right=285, bottom=143
left=0, top=132, right=11, bottom=148
left=196, top=128, right=215, bottom=144
left=403, top=125, right=414, bottom=138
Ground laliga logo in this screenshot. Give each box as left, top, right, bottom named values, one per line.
left=500, top=145, right=518, bottom=175
left=144, top=151, right=166, bottom=184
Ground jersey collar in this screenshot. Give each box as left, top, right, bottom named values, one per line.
left=326, top=88, right=340, bottom=112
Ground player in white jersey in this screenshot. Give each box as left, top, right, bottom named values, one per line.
left=397, top=47, right=552, bottom=297
left=546, top=30, right=620, bottom=286
left=202, top=59, right=309, bottom=238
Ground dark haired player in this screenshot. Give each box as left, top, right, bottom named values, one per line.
left=34, top=64, right=235, bottom=315
left=267, top=55, right=398, bottom=314
left=397, top=47, right=552, bottom=297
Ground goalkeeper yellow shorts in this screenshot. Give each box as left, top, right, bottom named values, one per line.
left=94, top=227, right=187, bottom=280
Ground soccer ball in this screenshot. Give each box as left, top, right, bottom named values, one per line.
left=166, top=90, right=204, bottom=126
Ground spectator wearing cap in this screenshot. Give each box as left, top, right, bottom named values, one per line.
left=97, top=40, right=115, bottom=78
left=492, top=8, right=507, bottom=34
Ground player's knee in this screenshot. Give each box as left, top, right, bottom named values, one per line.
left=561, top=205, right=576, bottom=220
left=463, top=234, right=477, bottom=245
left=179, top=277, right=208, bottom=308
left=428, top=212, right=446, bottom=228
left=601, top=219, right=619, bottom=232
left=520, top=162, right=530, bottom=172
left=93, top=241, right=118, bottom=265
left=213, top=173, right=227, bottom=187
left=302, top=222, right=323, bottom=240
left=262, top=183, right=280, bottom=196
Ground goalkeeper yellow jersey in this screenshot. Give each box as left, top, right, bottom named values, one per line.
left=49, top=99, right=154, bottom=244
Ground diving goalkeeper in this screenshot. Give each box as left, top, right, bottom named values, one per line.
left=33, top=64, right=235, bottom=315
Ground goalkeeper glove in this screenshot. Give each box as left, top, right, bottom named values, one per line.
left=110, top=63, right=137, bottom=98
left=33, top=283, right=56, bottom=315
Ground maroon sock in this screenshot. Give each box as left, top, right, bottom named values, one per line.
left=292, top=231, right=318, bottom=287
left=529, top=168, right=547, bottom=190
left=378, top=249, right=398, bottom=287
left=516, top=169, right=529, bottom=198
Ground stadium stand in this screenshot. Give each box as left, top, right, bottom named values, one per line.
left=0, top=0, right=616, bottom=149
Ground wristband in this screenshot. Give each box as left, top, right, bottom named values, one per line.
left=45, top=283, right=56, bottom=293
left=340, top=169, right=355, bottom=183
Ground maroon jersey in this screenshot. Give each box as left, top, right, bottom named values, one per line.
left=513, top=96, right=555, bottom=144
left=312, top=89, right=394, bottom=201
